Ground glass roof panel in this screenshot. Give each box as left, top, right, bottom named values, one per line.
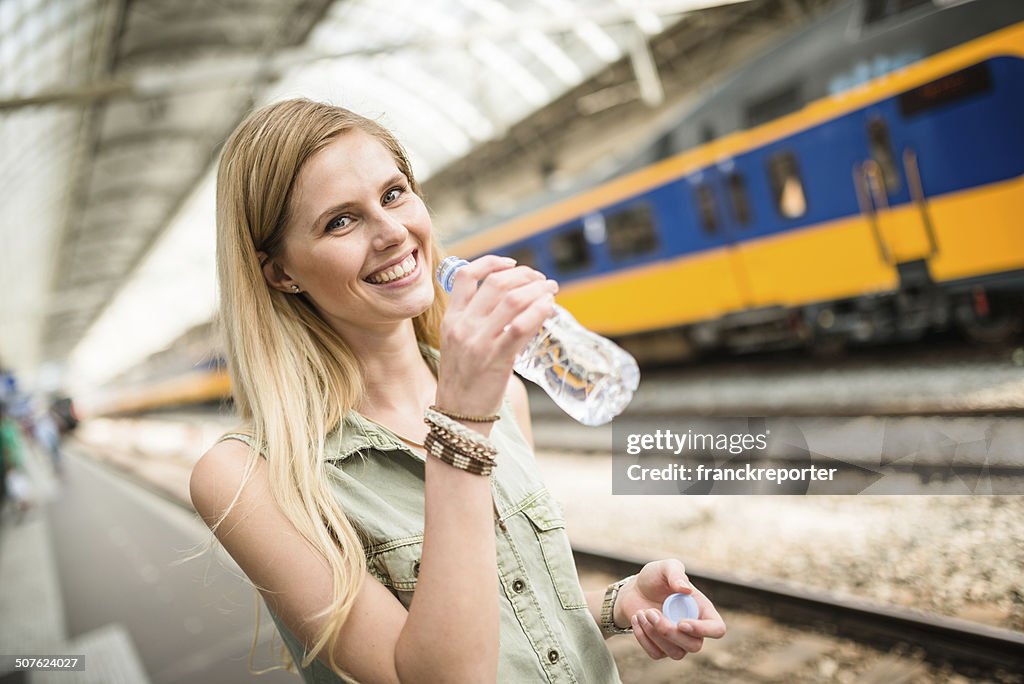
left=273, top=0, right=701, bottom=185
left=0, top=0, right=755, bottom=388
left=0, top=0, right=110, bottom=380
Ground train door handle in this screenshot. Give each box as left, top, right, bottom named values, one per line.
left=853, top=161, right=893, bottom=265
left=902, top=148, right=940, bottom=258
left=864, top=160, right=890, bottom=211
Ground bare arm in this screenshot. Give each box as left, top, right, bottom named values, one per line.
left=191, top=437, right=501, bottom=683
left=506, top=374, right=534, bottom=450
left=190, top=441, right=408, bottom=682
left=394, top=437, right=499, bottom=682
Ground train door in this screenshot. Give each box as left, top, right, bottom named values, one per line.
left=701, top=164, right=755, bottom=308
left=852, top=114, right=939, bottom=278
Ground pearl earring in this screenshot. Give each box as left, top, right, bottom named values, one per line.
left=291, top=285, right=300, bottom=293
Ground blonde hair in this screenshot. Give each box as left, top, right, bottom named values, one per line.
left=211, top=98, right=447, bottom=680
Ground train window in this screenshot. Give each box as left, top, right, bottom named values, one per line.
left=726, top=172, right=752, bottom=226
left=606, top=203, right=658, bottom=260
left=550, top=225, right=592, bottom=274
left=767, top=152, right=807, bottom=219
left=867, top=117, right=901, bottom=193
left=505, top=245, right=537, bottom=269
left=694, top=184, right=720, bottom=234
left=899, top=62, right=993, bottom=117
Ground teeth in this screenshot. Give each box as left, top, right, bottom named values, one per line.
left=367, top=253, right=416, bottom=284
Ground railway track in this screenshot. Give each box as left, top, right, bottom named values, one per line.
left=573, top=545, right=1024, bottom=679
left=527, top=340, right=1024, bottom=420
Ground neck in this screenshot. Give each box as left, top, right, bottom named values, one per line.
left=347, top=322, right=436, bottom=418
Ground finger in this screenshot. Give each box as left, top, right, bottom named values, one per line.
left=638, top=610, right=688, bottom=660
left=485, top=278, right=558, bottom=332
left=677, top=588, right=726, bottom=639
left=631, top=614, right=666, bottom=660
left=447, top=255, right=517, bottom=310
left=689, top=587, right=725, bottom=626
left=465, top=266, right=549, bottom=320
left=660, top=559, right=691, bottom=594
left=493, top=291, right=557, bottom=354
left=650, top=610, right=706, bottom=653
left=678, top=618, right=726, bottom=640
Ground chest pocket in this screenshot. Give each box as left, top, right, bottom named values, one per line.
left=521, top=492, right=589, bottom=611
left=365, top=536, right=422, bottom=609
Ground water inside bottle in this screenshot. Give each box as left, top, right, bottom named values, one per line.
left=436, top=256, right=639, bottom=426
left=513, top=305, right=639, bottom=426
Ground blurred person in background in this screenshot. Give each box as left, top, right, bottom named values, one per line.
left=49, top=396, right=79, bottom=436
left=188, top=98, right=725, bottom=684
left=1, top=400, right=33, bottom=523
left=33, top=404, right=64, bottom=477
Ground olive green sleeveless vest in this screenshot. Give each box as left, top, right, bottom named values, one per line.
left=217, top=347, right=621, bottom=683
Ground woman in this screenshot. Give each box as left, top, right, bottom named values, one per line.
left=189, top=98, right=726, bottom=683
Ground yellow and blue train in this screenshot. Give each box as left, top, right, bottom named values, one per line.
left=450, top=0, right=1024, bottom=358
left=84, top=0, right=1024, bottom=416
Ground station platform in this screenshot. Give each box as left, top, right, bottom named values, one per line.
left=0, top=442, right=294, bottom=684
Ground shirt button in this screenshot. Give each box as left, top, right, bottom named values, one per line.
left=512, top=579, right=525, bottom=593
left=413, top=561, right=421, bottom=577
left=548, top=649, right=559, bottom=664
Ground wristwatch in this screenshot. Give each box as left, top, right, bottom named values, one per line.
left=600, top=575, right=636, bottom=636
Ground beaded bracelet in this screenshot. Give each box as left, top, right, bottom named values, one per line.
left=423, top=431, right=495, bottom=476
left=423, top=426, right=496, bottom=475
left=423, top=407, right=498, bottom=476
left=428, top=429, right=496, bottom=463
left=428, top=404, right=501, bottom=423
left=424, top=423, right=497, bottom=461
left=424, top=408, right=499, bottom=455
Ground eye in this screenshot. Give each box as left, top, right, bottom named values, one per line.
left=383, top=186, right=404, bottom=205
left=326, top=214, right=352, bottom=232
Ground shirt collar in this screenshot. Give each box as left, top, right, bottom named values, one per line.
left=329, top=410, right=417, bottom=462
left=328, top=342, right=438, bottom=463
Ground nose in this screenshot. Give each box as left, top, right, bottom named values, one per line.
left=369, top=207, right=408, bottom=251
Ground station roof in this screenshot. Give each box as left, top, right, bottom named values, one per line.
left=0, top=0, right=790, bottom=391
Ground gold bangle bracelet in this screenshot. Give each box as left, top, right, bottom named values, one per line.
left=429, top=404, right=500, bottom=423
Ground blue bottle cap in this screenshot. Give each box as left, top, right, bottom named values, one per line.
left=662, top=592, right=700, bottom=623
left=436, top=256, right=469, bottom=293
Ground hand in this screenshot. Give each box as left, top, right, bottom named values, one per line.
left=436, top=255, right=558, bottom=417
left=614, top=559, right=726, bottom=661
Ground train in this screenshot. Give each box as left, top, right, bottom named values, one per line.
left=85, top=0, right=1024, bottom=417
left=449, top=0, right=1024, bottom=361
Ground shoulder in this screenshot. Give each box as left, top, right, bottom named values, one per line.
left=189, top=436, right=267, bottom=524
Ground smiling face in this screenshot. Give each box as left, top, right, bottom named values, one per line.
left=261, top=128, right=436, bottom=341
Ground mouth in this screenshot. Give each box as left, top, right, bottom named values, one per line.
left=363, top=249, right=420, bottom=286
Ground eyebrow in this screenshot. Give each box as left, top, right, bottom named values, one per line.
left=311, top=173, right=408, bottom=233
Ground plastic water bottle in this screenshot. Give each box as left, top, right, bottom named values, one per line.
left=436, top=256, right=640, bottom=426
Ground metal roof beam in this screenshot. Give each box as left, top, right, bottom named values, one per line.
left=0, top=1, right=751, bottom=112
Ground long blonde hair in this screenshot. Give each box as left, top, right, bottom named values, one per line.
left=212, top=98, right=447, bottom=680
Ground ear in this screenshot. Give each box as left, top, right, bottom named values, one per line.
left=257, top=251, right=301, bottom=294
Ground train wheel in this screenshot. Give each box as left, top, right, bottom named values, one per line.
left=957, top=290, right=1024, bottom=344
left=961, top=315, right=1023, bottom=344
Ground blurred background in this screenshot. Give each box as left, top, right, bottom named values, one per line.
left=1, top=0, right=1022, bottom=682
